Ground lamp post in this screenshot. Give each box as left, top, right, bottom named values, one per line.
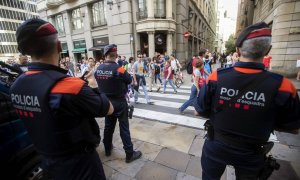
left=130, top=34, right=134, bottom=57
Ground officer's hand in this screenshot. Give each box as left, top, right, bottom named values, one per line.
left=107, top=101, right=114, bottom=115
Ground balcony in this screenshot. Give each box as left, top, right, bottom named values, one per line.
left=46, top=0, right=63, bottom=9
left=136, top=10, right=148, bottom=21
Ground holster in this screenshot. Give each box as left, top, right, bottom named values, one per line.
left=204, top=120, right=214, bottom=140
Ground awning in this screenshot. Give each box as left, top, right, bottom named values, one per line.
left=61, top=50, right=68, bottom=54
left=72, top=48, right=86, bottom=53
left=88, top=46, right=105, bottom=51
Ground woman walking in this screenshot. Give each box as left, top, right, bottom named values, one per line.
left=162, top=60, right=177, bottom=94
left=179, top=60, right=204, bottom=114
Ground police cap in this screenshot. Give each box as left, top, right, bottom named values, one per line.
left=236, top=22, right=272, bottom=47
left=104, top=44, right=117, bottom=56
left=16, top=18, right=58, bottom=54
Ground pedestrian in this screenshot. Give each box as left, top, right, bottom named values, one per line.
left=263, top=54, right=272, bottom=70
left=232, top=52, right=239, bottom=65
left=11, top=18, right=114, bottom=180
left=132, top=54, right=154, bottom=104
left=94, top=44, right=142, bottom=163
left=195, top=22, right=300, bottom=180
left=179, top=59, right=204, bottom=114
left=127, top=57, right=135, bottom=75
left=154, top=59, right=162, bottom=90
left=148, top=57, right=160, bottom=92
left=65, top=56, right=75, bottom=75
left=203, top=54, right=212, bottom=78
left=85, top=57, right=98, bottom=91
left=226, top=53, right=233, bottom=67
left=13, top=54, right=28, bottom=72
left=162, top=60, right=177, bottom=94
left=170, top=55, right=181, bottom=76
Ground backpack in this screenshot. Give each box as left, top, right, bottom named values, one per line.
left=186, top=58, right=193, bottom=74
left=204, top=60, right=211, bottom=74
left=154, top=64, right=160, bottom=74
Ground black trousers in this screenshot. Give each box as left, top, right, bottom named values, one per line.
left=42, top=149, right=106, bottom=180
left=103, top=99, right=133, bottom=154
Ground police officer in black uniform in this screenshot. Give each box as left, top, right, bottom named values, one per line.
left=10, top=19, right=114, bottom=180
left=95, top=44, right=142, bottom=163
left=196, top=22, right=300, bottom=180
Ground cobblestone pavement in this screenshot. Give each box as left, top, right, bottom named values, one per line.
left=95, top=118, right=300, bottom=180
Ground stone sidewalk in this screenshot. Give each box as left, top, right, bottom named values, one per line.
left=95, top=118, right=300, bottom=180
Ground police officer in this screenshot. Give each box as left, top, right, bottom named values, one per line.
left=95, top=44, right=142, bottom=163
left=196, top=22, right=300, bottom=180
left=10, top=19, right=114, bottom=180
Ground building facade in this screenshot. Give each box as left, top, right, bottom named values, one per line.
left=37, top=0, right=217, bottom=63
left=0, top=0, right=39, bottom=61
left=236, top=0, right=300, bottom=77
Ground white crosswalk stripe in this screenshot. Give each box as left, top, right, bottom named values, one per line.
left=133, top=84, right=278, bottom=142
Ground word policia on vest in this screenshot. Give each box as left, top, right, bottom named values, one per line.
left=11, top=94, right=41, bottom=112
left=220, top=87, right=266, bottom=107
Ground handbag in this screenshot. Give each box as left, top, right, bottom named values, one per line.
left=296, top=60, right=300, bottom=68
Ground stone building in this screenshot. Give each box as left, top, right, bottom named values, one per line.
left=37, top=0, right=217, bottom=62
left=0, top=0, right=38, bottom=61
left=236, top=0, right=300, bottom=77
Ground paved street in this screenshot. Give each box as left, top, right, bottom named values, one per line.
left=95, top=117, right=300, bottom=180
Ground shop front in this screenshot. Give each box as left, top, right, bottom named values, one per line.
left=72, top=40, right=87, bottom=63
left=89, top=37, right=109, bottom=61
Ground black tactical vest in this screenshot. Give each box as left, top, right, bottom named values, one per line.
left=10, top=70, right=99, bottom=156
left=212, top=67, right=283, bottom=143
left=95, top=62, right=124, bottom=98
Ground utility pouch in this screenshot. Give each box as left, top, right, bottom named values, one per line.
left=258, top=155, right=280, bottom=180
left=204, top=120, right=214, bottom=140
left=128, top=104, right=134, bottom=119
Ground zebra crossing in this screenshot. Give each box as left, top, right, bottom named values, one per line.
left=132, top=84, right=278, bottom=142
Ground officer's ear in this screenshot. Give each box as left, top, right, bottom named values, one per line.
left=236, top=47, right=241, bottom=57
left=57, top=40, right=62, bottom=53
left=265, top=45, right=272, bottom=56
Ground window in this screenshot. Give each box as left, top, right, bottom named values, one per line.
left=154, top=0, right=166, bottom=18
left=55, top=14, right=65, bottom=35
left=91, top=1, right=107, bottom=26
left=138, top=0, right=146, bottom=11
left=71, top=8, right=83, bottom=30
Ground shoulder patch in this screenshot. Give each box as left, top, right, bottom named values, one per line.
left=278, top=77, right=297, bottom=98
left=25, top=71, right=41, bottom=75
left=117, top=67, right=126, bottom=74
left=51, top=77, right=85, bottom=95
left=206, top=70, right=218, bottom=83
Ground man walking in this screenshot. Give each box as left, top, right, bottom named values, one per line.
left=95, top=44, right=142, bottom=163
left=132, top=54, right=154, bottom=105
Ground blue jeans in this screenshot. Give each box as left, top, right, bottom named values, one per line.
left=179, top=84, right=197, bottom=112
left=163, top=78, right=177, bottom=92
left=134, top=75, right=150, bottom=103
left=155, top=74, right=162, bottom=84
left=201, top=139, right=264, bottom=180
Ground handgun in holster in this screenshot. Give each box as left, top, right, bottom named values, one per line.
left=257, top=142, right=280, bottom=180
left=204, top=120, right=214, bottom=140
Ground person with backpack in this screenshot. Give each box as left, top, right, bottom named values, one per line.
left=154, top=59, right=162, bottom=89
left=179, top=58, right=204, bottom=114
left=148, top=57, right=160, bottom=92
left=204, top=54, right=212, bottom=79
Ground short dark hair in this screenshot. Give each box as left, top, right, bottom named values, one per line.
left=129, top=57, right=134, bottom=63
left=205, top=55, right=209, bottom=59
left=199, top=49, right=206, bottom=56
left=20, top=34, right=57, bottom=58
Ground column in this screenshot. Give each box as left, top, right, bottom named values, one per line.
left=148, top=31, right=155, bottom=57
left=82, top=5, right=93, bottom=58
left=167, top=31, right=173, bottom=55
left=166, top=0, right=172, bottom=19
left=147, top=0, right=154, bottom=18
left=62, top=11, right=74, bottom=61
left=135, top=33, right=141, bottom=56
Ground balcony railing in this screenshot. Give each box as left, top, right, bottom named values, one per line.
left=136, top=10, right=148, bottom=21
left=154, top=9, right=166, bottom=19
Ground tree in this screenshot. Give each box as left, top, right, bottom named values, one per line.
left=225, top=34, right=236, bottom=55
